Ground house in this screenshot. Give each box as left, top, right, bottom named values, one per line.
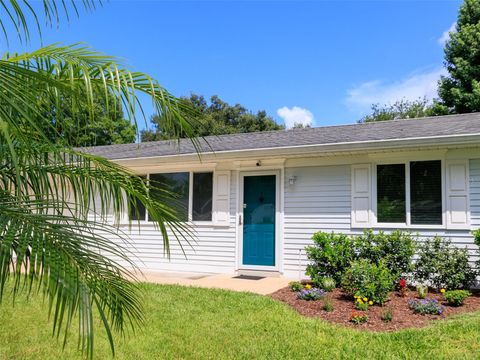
left=86, top=112, right=480, bottom=278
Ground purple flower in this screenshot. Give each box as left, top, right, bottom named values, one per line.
left=297, top=287, right=326, bottom=301
left=409, top=298, right=444, bottom=315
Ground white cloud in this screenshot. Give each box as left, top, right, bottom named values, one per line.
left=438, top=22, right=456, bottom=45
left=346, top=67, right=447, bottom=112
left=277, top=106, right=314, bottom=129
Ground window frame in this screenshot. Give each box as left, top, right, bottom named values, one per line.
left=127, top=171, right=215, bottom=224
left=372, top=159, right=446, bottom=229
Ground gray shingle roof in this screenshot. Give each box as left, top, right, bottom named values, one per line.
left=83, top=112, right=480, bottom=160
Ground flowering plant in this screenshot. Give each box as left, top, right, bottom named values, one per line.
left=297, top=287, right=326, bottom=301
left=354, top=295, right=372, bottom=311
left=408, top=298, right=444, bottom=315
left=350, top=310, right=368, bottom=324
left=399, top=278, right=408, bottom=297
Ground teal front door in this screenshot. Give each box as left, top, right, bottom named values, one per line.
left=242, top=175, right=276, bottom=266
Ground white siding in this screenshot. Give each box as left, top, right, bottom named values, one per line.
left=93, top=156, right=480, bottom=279
left=283, top=165, right=351, bottom=278
left=106, top=172, right=238, bottom=274
left=282, top=160, right=480, bottom=279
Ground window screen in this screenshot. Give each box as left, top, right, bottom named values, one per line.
left=410, top=160, right=442, bottom=225
left=192, top=172, right=213, bottom=221
left=149, top=172, right=189, bottom=221
left=377, top=164, right=406, bottom=223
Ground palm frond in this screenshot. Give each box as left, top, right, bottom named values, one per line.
left=0, top=44, right=199, bottom=146
left=0, top=0, right=100, bottom=45
left=0, top=190, right=143, bottom=356
left=0, top=3, right=202, bottom=357
left=0, top=140, right=196, bottom=357
left=0, top=43, right=199, bottom=359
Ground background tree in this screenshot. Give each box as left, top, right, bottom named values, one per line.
left=292, top=123, right=312, bottom=129
left=141, top=94, right=283, bottom=141
left=438, top=0, right=480, bottom=113
left=358, top=98, right=448, bottom=123
left=35, top=89, right=136, bottom=146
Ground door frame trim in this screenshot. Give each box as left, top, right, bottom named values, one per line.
left=237, top=170, right=281, bottom=272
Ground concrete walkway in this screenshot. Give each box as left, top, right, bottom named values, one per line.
left=139, top=271, right=292, bottom=295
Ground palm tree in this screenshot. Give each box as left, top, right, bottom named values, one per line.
left=0, top=2, right=195, bottom=358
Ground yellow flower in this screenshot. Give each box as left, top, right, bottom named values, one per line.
left=440, top=288, right=446, bottom=293
left=368, top=301, right=373, bottom=305
left=363, top=297, right=368, bottom=302
left=305, top=284, right=312, bottom=290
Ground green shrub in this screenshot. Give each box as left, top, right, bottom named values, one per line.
left=289, top=281, right=303, bottom=292
left=381, top=308, right=393, bottom=322
left=305, top=230, right=415, bottom=286
left=472, top=229, right=480, bottom=246
left=322, top=296, right=334, bottom=312
left=321, top=277, right=336, bottom=292
left=341, top=259, right=395, bottom=304
left=444, top=290, right=471, bottom=306
left=416, top=284, right=428, bottom=299
left=473, top=229, right=480, bottom=271
left=354, top=230, right=416, bottom=280
left=414, top=236, right=476, bottom=290
left=305, top=232, right=355, bottom=285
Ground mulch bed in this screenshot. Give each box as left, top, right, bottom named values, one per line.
left=270, top=286, right=480, bottom=331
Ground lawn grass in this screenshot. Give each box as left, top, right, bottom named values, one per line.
left=1, top=283, right=480, bottom=359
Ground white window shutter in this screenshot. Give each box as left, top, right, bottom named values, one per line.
left=446, top=159, right=470, bottom=229
left=351, top=164, right=372, bottom=227
left=213, top=171, right=231, bottom=226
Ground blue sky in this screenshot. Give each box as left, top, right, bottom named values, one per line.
left=11, top=0, right=462, bottom=129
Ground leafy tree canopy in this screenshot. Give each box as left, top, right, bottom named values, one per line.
left=358, top=98, right=449, bottom=123
left=438, top=0, right=480, bottom=113
left=141, top=94, right=284, bottom=141
left=35, top=89, right=137, bottom=146
left=292, top=123, right=312, bottom=129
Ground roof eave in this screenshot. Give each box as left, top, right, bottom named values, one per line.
left=109, top=133, right=480, bottom=163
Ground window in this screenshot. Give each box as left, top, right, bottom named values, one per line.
left=150, top=172, right=189, bottom=222
left=377, top=164, right=406, bottom=223
left=129, top=171, right=214, bottom=222
left=410, top=161, right=442, bottom=225
left=192, top=172, right=213, bottom=221
left=129, top=176, right=146, bottom=221
left=130, top=196, right=146, bottom=221
left=376, top=160, right=442, bottom=225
